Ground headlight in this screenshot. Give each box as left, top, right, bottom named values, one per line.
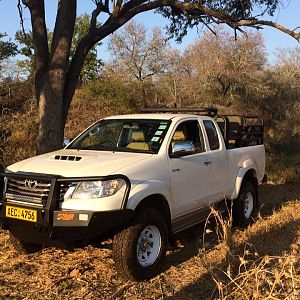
left=65, top=179, right=125, bottom=200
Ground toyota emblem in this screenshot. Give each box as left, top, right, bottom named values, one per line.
left=24, top=179, right=38, bottom=189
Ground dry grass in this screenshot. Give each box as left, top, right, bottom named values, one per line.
left=200, top=191, right=300, bottom=299
left=0, top=183, right=299, bottom=299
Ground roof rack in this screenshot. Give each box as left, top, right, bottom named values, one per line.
left=140, top=107, right=218, bottom=117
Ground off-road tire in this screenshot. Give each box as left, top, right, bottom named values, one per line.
left=9, top=234, right=43, bottom=254
left=113, top=207, right=168, bottom=281
left=233, top=181, right=257, bottom=227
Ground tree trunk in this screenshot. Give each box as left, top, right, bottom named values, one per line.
left=32, top=0, right=76, bottom=154
left=36, top=71, right=65, bottom=154
left=36, top=92, right=64, bottom=155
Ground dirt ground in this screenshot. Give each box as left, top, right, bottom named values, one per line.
left=0, top=183, right=299, bottom=300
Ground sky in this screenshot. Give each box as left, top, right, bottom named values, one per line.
left=0, top=0, right=299, bottom=63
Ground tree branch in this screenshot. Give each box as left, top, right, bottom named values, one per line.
left=50, top=0, right=76, bottom=75
left=17, top=0, right=27, bottom=36
left=21, top=0, right=49, bottom=101
left=90, top=3, right=102, bottom=33
left=231, top=19, right=300, bottom=41
left=167, top=1, right=300, bottom=42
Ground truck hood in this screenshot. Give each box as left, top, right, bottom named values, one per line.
left=7, top=149, right=153, bottom=177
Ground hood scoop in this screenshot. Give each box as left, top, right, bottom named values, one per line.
left=53, top=155, right=82, bottom=161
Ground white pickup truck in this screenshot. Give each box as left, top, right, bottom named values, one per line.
left=0, top=108, right=265, bottom=280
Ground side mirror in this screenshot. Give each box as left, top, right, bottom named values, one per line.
left=63, top=137, right=73, bottom=147
left=170, top=141, right=195, bottom=158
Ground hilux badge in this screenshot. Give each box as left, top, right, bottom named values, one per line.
left=24, top=179, right=38, bottom=189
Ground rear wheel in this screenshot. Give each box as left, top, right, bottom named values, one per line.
left=113, top=207, right=168, bottom=281
left=233, top=181, right=257, bottom=227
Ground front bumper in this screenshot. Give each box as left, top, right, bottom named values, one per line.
left=0, top=172, right=133, bottom=250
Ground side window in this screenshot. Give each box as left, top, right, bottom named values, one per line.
left=203, top=120, right=220, bottom=150
left=170, top=120, right=205, bottom=155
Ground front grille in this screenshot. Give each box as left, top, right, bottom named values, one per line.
left=6, top=177, right=51, bottom=207
left=5, top=176, right=72, bottom=207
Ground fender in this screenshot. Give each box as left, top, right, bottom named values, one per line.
left=126, top=180, right=173, bottom=215
left=231, top=159, right=257, bottom=199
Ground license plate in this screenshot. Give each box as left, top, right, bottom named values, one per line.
left=6, top=206, right=37, bottom=223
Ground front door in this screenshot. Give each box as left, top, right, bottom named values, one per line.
left=168, top=120, right=214, bottom=218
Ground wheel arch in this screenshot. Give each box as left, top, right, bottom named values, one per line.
left=231, top=167, right=258, bottom=201
left=135, top=194, right=172, bottom=232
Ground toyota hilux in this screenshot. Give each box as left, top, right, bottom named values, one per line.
left=0, top=108, right=265, bottom=280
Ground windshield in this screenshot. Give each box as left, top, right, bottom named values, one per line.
left=68, top=119, right=171, bottom=154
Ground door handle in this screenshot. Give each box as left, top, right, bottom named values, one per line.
left=204, top=161, right=212, bottom=166
left=172, top=168, right=181, bottom=172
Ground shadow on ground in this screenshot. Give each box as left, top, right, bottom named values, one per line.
left=163, top=183, right=300, bottom=299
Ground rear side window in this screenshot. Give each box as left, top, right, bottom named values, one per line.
left=203, top=120, right=220, bottom=150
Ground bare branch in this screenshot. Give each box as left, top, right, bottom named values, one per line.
left=233, top=20, right=300, bottom=41
left=17, top=0, right=26, bottom=36
left=90, top=3, right=102, bottom=33
left=102, top=0, right=110, bottom=14
left=202, top=21, right=217, bottom=36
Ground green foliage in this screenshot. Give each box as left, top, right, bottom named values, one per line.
left=159, top=0, right=281, bottom=42
left=15, top=30, right=34, bottom=58
left=0, top=33, right=18, bottom=63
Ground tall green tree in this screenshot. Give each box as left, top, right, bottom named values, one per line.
left=16, top=0, right=299, bottom=154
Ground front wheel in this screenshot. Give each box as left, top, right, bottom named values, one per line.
left=233, top=181, right=257, bottom=227
left=112, top=208, right=168, bottom=281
